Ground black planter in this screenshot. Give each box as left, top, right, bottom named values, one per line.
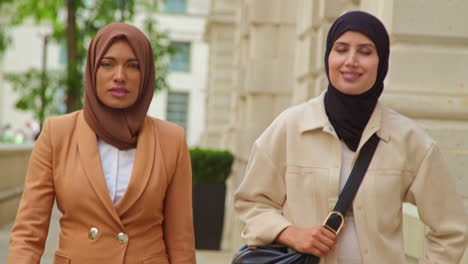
left=192, top=183, right=226, bottom=250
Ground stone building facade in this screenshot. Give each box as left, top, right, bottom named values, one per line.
left=203, top=0, right=468, bottom=262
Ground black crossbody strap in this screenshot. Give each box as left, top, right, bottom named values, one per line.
left=323, top=133, right=380, bottom=235
left=334, top=133, right=380, bottom=213
left=231, top=134, right=380, bottom=264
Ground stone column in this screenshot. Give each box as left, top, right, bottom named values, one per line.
left=219, top=0, right=298, bottom=252
left=201, top=0, right=242, bottom=252
left=201, top=0, right=239, bottom=149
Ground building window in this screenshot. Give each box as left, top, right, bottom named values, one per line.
left=166, top=91, right=189, bottom=130
left=164, top=0, right=187, bottom=13
left=168, top=42, right=191, bottom=72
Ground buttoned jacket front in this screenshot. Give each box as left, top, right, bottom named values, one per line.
left=234, top=93, right=468, bottom=263
left=8, top=111, right=196, bottom=264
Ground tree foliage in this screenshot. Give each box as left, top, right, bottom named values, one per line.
left=0, top=1, right=15, bottom=57
left=0, top=0, right=174, bottom=121
left=0, top=28, right=11, bottom=56
left=4, top=69, right=65, bottom=127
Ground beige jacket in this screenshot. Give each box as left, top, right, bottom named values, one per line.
left=234, top=93, right=468, bottom=263
left=8, top=111, right=196, bottom=264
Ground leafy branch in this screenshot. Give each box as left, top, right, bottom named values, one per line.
left=4, top=69, right=66, bottom=127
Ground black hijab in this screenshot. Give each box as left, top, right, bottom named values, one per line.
left=324, top=11, right=390, bottom=151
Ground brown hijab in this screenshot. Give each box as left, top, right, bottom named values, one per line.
left=83, top=23, right=155, bottom=150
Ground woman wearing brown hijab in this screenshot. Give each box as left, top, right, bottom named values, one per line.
left=8, top=23, right=196, bottom=264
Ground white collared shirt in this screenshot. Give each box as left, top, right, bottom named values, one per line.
left=97, top=138, right=136, bottom=205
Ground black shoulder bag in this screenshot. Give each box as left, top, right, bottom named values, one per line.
left=231, top=134, right=380, bottom=264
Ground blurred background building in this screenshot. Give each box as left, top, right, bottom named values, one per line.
left=145, top=0, right=210, bottom=146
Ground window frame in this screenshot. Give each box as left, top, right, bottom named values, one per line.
left=163, top=0, right=187, bottom=14
left=166, top=91, right=190, bottom=131
left=168, top=41, right=191, bottom=73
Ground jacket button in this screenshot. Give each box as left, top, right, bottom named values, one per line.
left=117, top=232, right=128, bottom=244
left=88, top=227, right=99, bottom=240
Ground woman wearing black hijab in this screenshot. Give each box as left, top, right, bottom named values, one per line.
left=234, top=11, right=467, bottom=263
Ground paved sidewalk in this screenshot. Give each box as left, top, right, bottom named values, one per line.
left=0, top=206, right=232, bottom=263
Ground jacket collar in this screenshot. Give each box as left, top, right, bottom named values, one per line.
left=77, top=111, right=155, bottom=224
left=299, top=91, right=390, bottom=149
left=115, top=116, right=155, bottom=217
left=298, top=92, right=330, bottom=133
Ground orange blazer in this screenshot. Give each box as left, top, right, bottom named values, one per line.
left=8, top=111, right=196, bottom=264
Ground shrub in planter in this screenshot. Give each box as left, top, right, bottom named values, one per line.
left=190, top=147, right=234, bottom=184
left=190, top=147, right=234, bottom=250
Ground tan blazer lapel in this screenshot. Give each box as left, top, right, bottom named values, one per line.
left=115, top=117, right=155, bottom=216
left=76, top=112, right=124, bottom=229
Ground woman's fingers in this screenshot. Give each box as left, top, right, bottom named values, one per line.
left=310, top=241, right=332, bottom=256
left=299, top=226, right=336, bottom=256
left=320, top=226, right=337, bottom=242
left=276, top=225, right=338, bottom=256
left=319, top=231, right=336, bottom=247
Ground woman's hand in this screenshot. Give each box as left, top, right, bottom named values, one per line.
left=275, top=225, right=337, bottom=257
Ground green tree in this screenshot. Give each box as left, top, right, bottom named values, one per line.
left=0, top=28, right=11, bottom=57
left=3, top=35, right=65, bottom=129
left=0, top=1, right=15, bottom=57
left=4, top=69, right=65, bottom=128
left=0, top=0, right=174, bottom=120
